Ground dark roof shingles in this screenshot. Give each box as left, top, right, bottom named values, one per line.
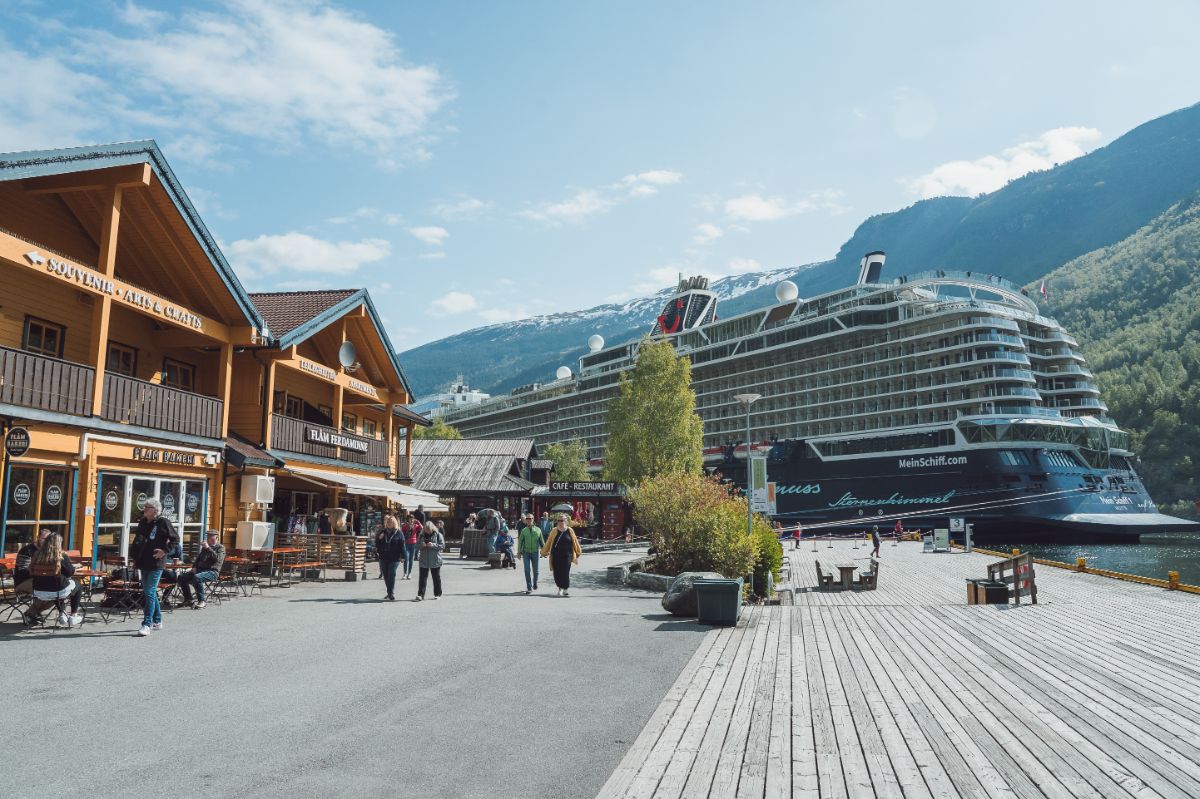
left=250, top=289, right=358, bottom=338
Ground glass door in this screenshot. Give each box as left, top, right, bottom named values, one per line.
left=126, top=478, right=156, bottom=560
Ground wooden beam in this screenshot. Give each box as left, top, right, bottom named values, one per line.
left=262, top=359, right=278, bottom=447
left=217, top=342, right=233, bottom=438
left=24, top=163, right=152, bottom=195
left=385, top=402, right=395, bottom=477
left=88, top=186, right=122, bottom=415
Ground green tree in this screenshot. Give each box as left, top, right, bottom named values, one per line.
left=604, top=336, right=704, bottom=486
left=413, top=417, right=463, bottom=440
left=541, top=439, right=590, bottom=483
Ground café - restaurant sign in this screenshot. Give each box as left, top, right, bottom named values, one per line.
left=19, top=247, right=207, bottom=332
left=549, top=481, right=625, bottom=495
left=305, top=426, right=370, bottom=453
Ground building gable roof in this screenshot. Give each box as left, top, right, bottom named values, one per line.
left=0, top=139, right=263, bottom=328
left=408, top=438, right=539, bottom=494
left=250, top=288, right=413, bottom=398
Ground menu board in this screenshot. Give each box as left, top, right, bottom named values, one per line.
left=359, top=509, right=383, bottom=537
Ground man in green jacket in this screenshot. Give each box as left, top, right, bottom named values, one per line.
left=516, top=513, right=545, bottom=594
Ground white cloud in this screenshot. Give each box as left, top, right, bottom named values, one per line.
left=80, top=0, right=453, bottom=158
left=723, top=190, right=848, bottom=221
left=0, top=46, right=123, bottom=151
left=694, top=223, right=723, bottom=244
left=408, top=226, right=449, bottom=245
left=419, top=251, right=447, bottom=260
left=480, top=308, right=523, bottom=323
left=430, top=291, right=480, bottom=315
left=328, top=206, right=380, bottom=225
left=117, top=1, right=169, bottom=28
left=432, top=195, right=490, bottom=219
left=229, top=232, right=390, bottom=276
left=907, top=126, right=1102, bottom=198
left=726, top=257, right=762, bottom=274
left=521, top=169, right=683, bottom=224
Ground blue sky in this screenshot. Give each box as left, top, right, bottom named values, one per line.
left=2, top=1, right=1199, bottom=351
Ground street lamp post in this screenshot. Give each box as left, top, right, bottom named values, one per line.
left=734, top=393, right=762, bottom=538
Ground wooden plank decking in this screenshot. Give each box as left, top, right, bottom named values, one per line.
left=597, top=539, right=1200, bottom=798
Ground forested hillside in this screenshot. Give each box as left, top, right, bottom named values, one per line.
left=1037, top=192, right=1200, bottom=517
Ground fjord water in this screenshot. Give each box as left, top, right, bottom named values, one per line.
left=997, top=533, right=1200, bottom=585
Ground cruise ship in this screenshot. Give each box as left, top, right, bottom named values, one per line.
left=443, top=253, right=1198, bottom=541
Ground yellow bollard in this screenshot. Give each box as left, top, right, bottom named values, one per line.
left=1012, top=548, right=1020, bottom=556
left=1168, top=571, right=1180, bottom=590
left=1076, top=557, right=1086, bottom=573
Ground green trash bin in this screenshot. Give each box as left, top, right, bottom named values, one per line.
left=694, top=577, right=744, bottom=626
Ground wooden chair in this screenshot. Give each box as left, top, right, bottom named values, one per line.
left=814, top=560, right=834, bottom=589
left=0, top=563, right=33, bottom=623
left=855, top=559, right=880, bottom=590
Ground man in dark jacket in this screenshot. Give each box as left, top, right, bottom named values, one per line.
left=129, top=498, right=179, bottom=636
left=178, top=530, right=225, bottom=609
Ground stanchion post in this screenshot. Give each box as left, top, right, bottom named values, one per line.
left=827, top=533, right=833, bottom=549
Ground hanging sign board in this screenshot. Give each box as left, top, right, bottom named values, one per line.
left=5, top=426, right=31, bottom=457
left=949, top=517, right=965, bottom=532
left=749, top=454, right=769, bottom=511
left=766, top=481, right=777, bottom=515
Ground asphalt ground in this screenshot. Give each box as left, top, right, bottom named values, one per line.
left=1, top=550, right=708, bottom=799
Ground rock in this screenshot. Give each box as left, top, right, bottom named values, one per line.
left=662, top=571, right=723, bottom=616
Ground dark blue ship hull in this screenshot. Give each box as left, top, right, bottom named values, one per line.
left=725, top=446, right=1198, bottom=542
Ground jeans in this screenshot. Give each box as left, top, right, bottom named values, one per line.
left=382, top=559, right=400, bottom=597
left=141, top=568, right=163, bottom=626
left=418, top=566, right=442, bottom=598
left=522, top=553, right=539, bottom=590
left=179, top=570, right=217, bottom=604
left=402, top=542, right=417, bottom=576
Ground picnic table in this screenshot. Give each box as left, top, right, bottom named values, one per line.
left=834, top=562, right=859, bottom=589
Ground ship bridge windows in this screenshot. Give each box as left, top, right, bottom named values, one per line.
left=814, top=429, right=954, bottom=457
left=998, top=450, right=1033, bottom=467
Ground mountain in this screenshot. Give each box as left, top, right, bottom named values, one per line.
left=1029, top=191, right=1200, bottom=517
left=401, top=265, right=820, bottom=397
left=401, top=101, right=1200, bottom=398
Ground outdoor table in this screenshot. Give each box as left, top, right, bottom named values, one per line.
left=269, top=547, right=306, bottom=587
left=835, top=562, right=859, bottom=589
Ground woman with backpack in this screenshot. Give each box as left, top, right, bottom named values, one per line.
left=415, top=521, right=445, bottom=601
left=27, top=531, right=82, bottom=627
left=540, top=514, right=581, bottom=597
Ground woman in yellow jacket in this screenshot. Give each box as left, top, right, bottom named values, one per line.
left=540, top=514, right=581, bottom=596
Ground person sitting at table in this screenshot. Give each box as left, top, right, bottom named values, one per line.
left=27, top=532, right=82, bottom=628
left=13, top=527, right=50, bottom=596
left=178, top=530, right=225, bottom=609
left=494, top=523, right=516, bottom=569
left=159, top=538, right=184, bottom=606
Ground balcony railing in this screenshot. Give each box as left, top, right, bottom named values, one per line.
left=0, top=345, right=95, bottom=416
left=102, top=373, right=223, bottom=439
left=271, top=413, right=390, bottom=469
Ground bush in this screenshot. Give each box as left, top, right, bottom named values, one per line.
left=751, top=525, right=783, bottom=597
left=630, top=473, right=759, bottom=578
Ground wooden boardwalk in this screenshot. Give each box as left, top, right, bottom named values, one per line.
left=597, top=539, right=1200, bottom=798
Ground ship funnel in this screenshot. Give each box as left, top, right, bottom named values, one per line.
left=857, top=251, right=886, bottom=285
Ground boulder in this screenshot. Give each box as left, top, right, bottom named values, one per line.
left=662, top=571, right=723, bottom=616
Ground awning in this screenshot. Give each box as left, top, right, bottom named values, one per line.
left=285, top=464, right=449, bottom=512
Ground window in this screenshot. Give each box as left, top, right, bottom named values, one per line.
left=107, top=342, right=137, bottom=377
left=283, top=395, right=303, bottom=419
left=362, top=418, right=377, bottom=438
left=341, top=412, right=358, bottom=433
left=162, top=358, right=196, bottom=391
left=23, top=316, right=65, bottom=358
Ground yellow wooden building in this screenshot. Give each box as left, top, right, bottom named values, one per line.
left=0, top=141, right=430, bottom=561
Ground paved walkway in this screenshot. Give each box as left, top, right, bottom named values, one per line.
left=0, top=550, right=708, bottom=799
left=597, top=539, right=1200, bottom=798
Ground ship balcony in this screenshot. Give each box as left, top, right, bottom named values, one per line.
left=986, top=386, right=1042, bottom=400
left=973, top=332, right=1024, bottom=346
left=974, top=350, right=1031, bottom=365
left=1039, top=383, right=1101, bottom=396
left=1026, top=348, right=1087, bottom=363
left=978, top=404, right=1063, bottom=418
left=270, top=413, right=391, bottom=469
left=0, top=345, right=223, bottom=439
left=1023, top=330, right=1079, bottom=347
left=1033, top=363, right=1094, bottom=377
left=1047, top=397, right=1107, bottom=410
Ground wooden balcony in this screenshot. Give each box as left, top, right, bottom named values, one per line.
left=101, top=373, right=223, bottom=439
left=0, top=345, right=95, bottom=416
left=271, top=413, right=390, bottom=469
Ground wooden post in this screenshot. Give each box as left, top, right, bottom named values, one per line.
left=262, top=359, right=277, bottom=447
left=217, top=342, right=233, bottom=438
left=384, top=401, right=394, bottom=476
left=88, top=186, right=122, bottom=415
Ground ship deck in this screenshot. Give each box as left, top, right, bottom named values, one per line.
left=597, top=538, right=1200, bottom=798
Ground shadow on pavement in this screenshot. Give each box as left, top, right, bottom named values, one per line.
left=642, top=613, right=709, bottom=633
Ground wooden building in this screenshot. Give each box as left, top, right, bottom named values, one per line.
left=408, top=439, right=545, bottom=534
left=0, top=141, right=433, bottom=560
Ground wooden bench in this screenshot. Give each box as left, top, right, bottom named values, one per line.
left=814, top=560, right=834, bottom=589
left=987, top=553, right=1037, bottom=605
left=855, top=558, right=880, bottom=589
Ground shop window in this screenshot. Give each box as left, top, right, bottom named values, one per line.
left=162, top=358, right=196, bottom=392
left=2, top=466, right=72, bottom=553
left=362, top=418, right=377, bottom=438
left=107, top=342, right=138, bottom=377
left=22, top=316, right=65, bottom=359
left=342, top=412, right=358, bottom=434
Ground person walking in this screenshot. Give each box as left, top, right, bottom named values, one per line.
left=870, top=525, right=882, bottom=558
left=415, top=521, right=445, bottom=601
left=377, top=514, right=405, bottom=601
left=793, top=521, right=803, bottom=550
left=540, top=514, right=580, bottom=597
left=484, top=509, right=501, bottom=554
left=516, top=513, right=545, bottom=594
left=130, top=497, right=179, bottom=636
left=539, top=512, right=553, bottom=537
left=401, top=514, right=421, bottom=580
